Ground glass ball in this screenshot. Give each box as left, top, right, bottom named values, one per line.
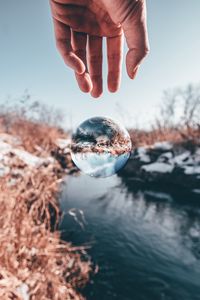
left=71, top=117, right=132, bottom=178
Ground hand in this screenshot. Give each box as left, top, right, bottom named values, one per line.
left=50, top=0, right=149, bottom=98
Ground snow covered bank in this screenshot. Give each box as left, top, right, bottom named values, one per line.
left=0, top=134, right=73, bottom=179
left=120, top=141, right=200, bottom=191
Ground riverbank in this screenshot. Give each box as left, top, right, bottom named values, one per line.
left=0, top=117, right=90, bottom=300
left=120, top=140, right=200, bottom=193
left=1, top=112, right=200, bottom=299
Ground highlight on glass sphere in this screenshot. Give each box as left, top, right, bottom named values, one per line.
left=71, top=117, right=132, bottom=178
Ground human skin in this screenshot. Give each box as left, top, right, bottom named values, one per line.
left=50, top=0, right=149, bottom=98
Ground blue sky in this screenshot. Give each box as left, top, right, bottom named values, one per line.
left=0, top=1, right=200, bottom=129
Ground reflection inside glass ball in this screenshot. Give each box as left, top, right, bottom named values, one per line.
left=71, top=117, right=132, bottom=178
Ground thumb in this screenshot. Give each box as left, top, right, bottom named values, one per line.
left=122, top=1, right=149, bottom=79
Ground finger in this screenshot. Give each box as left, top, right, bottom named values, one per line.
left=122, top=1, right=150, bottom=79
left=88, top=36, right=103, bottom=98
left=72, top=31, right=92, bottom=93
left=52, top=18, right=85, bottom=74
left=107, top=34, right=123, bottom=93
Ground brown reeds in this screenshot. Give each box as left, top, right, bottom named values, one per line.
left=129, top=127, right=200, bottom=149
left=0, top=113, right=91, bottom=299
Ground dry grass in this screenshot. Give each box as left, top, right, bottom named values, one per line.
left=0, top=115, right=91, bottom=300
left=0, top=115, right=65, bottom=155
left=0, top=167, right=91, bottom=299
left=129, top=127, right=200, bottom=148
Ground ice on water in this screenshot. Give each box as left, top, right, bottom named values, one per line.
left=71, top=117, right=132, bottom=178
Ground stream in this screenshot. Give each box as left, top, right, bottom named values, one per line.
left=60, top=174, right=200, bottom=300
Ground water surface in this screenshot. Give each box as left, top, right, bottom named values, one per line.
left=60, top=174, right=200, bottom=300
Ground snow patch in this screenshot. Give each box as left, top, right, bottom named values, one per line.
left=136, top=147, right=151, bottom=163
left=158, top=152, right=173, bottom=162
left=173, top=151, right=191, bottom=165
left=16, top=283, right=29, bottom=300
left=142, top=162, right=174, bottom=173
left=144, top=191, right=173, bottom=201
left=0, top=140, right=12, bottom=155
left=153, top=141, right=173, bottom=151
left=55, top=138, right=71, bottom=149
left=0, top=164, right=10, bottom=177
left=183, top=166, right=200, bottom=175
left=0, top=133, right=21, bottom=145
left=0, top=139, right=54, bottom=176
left=12, top=148, right=51, bottom=167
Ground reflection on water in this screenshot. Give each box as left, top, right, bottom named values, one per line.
left=60, top=175, right=200, bottom=300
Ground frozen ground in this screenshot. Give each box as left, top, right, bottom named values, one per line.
left=0, top=134, right=71, bottom=179
left=122, top=141, right=200, bottom=191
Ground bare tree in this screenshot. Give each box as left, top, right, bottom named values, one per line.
left=180, top=84, right=200, bottom=131
left=158, top=83, right=200, bottom=137
left=160, top=88, right=178, bottom=129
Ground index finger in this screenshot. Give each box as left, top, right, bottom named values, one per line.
left=52, top=18, right=86, bottom=74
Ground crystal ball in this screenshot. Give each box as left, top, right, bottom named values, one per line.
left=71, top=117, right=132, bottom=178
